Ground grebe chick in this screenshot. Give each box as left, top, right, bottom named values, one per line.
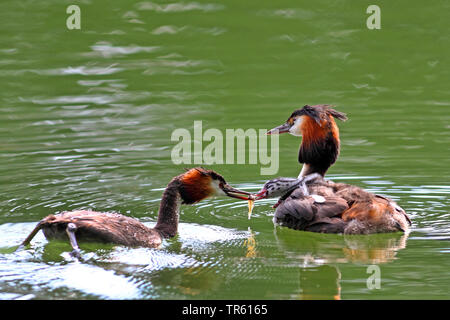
left=255, top=174, right=322, bottom=208
left=19, top=168, right=251, bottom=256
left=259, top=105, right=411, bottom=234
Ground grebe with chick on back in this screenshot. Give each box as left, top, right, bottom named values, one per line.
left=252, top=105, right=411, bottom=234
left=19, top=168, right=252, bottom=257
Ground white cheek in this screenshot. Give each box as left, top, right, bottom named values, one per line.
left=211, top=180, right=226, bottom=196
left=289, top=117, right=303, bottom=136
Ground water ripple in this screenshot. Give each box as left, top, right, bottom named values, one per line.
left=86, top=42, right=160, bottom=58
left=135, top=1, right=225, bottom=13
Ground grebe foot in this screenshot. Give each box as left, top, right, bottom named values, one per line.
left=66, top=223, right=81, bottom=259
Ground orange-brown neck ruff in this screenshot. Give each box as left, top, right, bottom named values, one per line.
left=178, top=169, right=214, bottom=204
left=298, top=115, right=340, bottom=176
left=300, top=115, right=340, bottom=146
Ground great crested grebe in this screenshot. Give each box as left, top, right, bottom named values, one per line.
left=19, top=168, right=251, bottom=256
left=267, top=104, right=348, bottom=178
left=255, top=105, right=411, bottom=234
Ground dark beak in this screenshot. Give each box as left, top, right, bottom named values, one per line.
left=222, top=184, right=252, bottom=200
left=394, top=222, right=405, bottom=233
left=266, top=123, right=291, bottom=135
left=254, top=189, right=267, bottom=200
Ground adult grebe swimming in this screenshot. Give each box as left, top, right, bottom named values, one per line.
left=255, top=105, right=411, bottom=234
left=20, top=168, right=251, bottom=255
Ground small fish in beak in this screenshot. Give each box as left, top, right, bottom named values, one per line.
left=218, top=183, right=257, bottom=219
left=247, top=196, right=255, bottom=219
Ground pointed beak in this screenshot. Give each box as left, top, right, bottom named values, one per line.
left=266, top=123, right=291, bottom=135
left=222, top=185, right=252, bottom=200
left=254, top=189, right=268, bottom=200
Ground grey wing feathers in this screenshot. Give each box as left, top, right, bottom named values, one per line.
left=274, top=195, right=349, bottom=233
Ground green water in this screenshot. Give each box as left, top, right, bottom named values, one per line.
left=0, top=0, right=449, bottom=299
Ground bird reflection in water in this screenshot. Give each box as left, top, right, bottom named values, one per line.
left=243, top=227, right=257, bottom=258
left=272, top=228, right=409, bottom=300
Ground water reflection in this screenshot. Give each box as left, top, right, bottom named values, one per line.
left=243, top=227, right=257, bottom=258
left=297, top=265, right=342, bottom=300
left=148, top=266, right=221, bottom=297
left=272, top=227, right=409, bottom=265
left=269, top=228, right=409, bottom=299
left=342, top=233, right=408, bottom=264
